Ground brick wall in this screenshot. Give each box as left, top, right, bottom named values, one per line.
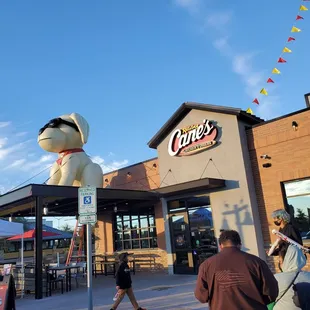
left=247, top=108, right=310, bottom=271
left=102, top=158, right=160, bottom=190
left=95, top=212, right=114, bottom=253
left=95, top=158, right=168, bottom=272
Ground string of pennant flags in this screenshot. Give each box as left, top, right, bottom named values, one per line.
left=246, top=1, right=309, bottom=114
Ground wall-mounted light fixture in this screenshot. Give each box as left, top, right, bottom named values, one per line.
left=104, top=178, right=109, bottom=183
left=114, top=205, right=118, bottom=213
left=43, top=207, right=49, bottom=215
left=127, top=172, right=131, bottom=177
left=152, top=163, right=157, bottom=168
left=9, top=215, right=12, bottom=222
left=262, top=163, right=272, bottom=168
left=260, top=154, right=271, bottom=160
left=292, top=121, right=298, bottom=131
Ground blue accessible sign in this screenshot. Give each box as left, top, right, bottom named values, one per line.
left=78, top=187, right=97, bottom=216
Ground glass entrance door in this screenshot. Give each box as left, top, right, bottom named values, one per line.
left=170, top=212, right=194, bottom=274
left=188, top=207, right=218, bottom=269
left=168, top=196, right=218, bottom=275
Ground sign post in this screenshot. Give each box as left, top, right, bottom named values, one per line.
left=78, top=186, right=97, bottom=310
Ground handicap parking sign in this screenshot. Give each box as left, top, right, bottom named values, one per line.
left=78, top=187, right=97, bottom=215
left=84, top=196, right=92, bottom=204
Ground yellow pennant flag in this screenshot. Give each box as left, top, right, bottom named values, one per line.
left=260, top=88, right=268, bottom=96
left=300, top=5, right=308, bottom=11
left=272, top=68, right=281, bottom=74
left=291, top=26, right=301, bottom=33
left=283, top=47, right=292, bottom=53
left=246, top=108, right=254, bottom=115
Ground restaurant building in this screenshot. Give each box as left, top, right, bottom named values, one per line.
left=95, top=95, right=310, bottom=274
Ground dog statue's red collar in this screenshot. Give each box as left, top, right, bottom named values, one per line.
left=56, top=148, right=84, bottom=165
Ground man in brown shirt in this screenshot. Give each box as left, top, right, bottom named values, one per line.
left=195, top=230, right=279, bottom=310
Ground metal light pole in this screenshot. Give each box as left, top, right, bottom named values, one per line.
left=86, top=223, right=93, bottom=310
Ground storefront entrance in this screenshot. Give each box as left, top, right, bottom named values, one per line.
left=168, top=196, right=218, bottom=274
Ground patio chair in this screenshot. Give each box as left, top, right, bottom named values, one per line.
left=70, top=262, right=86, bottom=288
left=45, top=267, right=64, bottom=297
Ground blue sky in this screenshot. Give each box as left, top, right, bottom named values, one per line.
left=1, top=0, right=310, bottom=227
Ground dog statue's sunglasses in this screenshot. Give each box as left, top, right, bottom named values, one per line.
left=39, top=118, right=79, bottom=135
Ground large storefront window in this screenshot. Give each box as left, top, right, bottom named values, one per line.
left=284, top=179, right=310, bottom=242
left=114, top=209, right=158, bottom=251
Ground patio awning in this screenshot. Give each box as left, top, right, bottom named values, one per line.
left=0, top=183, right=160, bottom=300
left=156, top=177, right=226, bottom=198
left=7, top=229, right=60, bottom=241
left=0, top=183, right=161, bottom=217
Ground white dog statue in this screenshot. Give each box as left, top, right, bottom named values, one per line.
left=38, top=113, right=103, bottom=188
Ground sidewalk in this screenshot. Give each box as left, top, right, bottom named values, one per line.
left=16, top=273, right=208, bottom=310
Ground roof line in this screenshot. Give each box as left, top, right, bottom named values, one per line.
left=102, top=157, right=158, bottom=177
left=250, top=107, right=310, bottom=128
left=148, top=102, right=264, bottom=149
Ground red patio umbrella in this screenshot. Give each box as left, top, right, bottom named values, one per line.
left=7, top=229, right=60, bottom=241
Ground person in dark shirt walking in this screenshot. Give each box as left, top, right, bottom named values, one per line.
left=110, top=252, right=146, bottom=310
left=195, top=230, right=279, bottom=310
left=270, top=209, right=303, bottom=257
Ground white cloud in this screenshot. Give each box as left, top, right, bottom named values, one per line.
left=91, top=155, right=104, bottom=165
left=205, top=11, right=233, bottom=31
left=0, top=138, right=8, bottom=148
left=0, top=122, right=11, bottom=128
left=40, top=154, right=55, bottom=162
left=20, top=154, right=55, bottom=172
left=3, top=154, right=55, bottom=173
left=256, top=96, right=281, bottom=121
left=175, top=0, right=201, bottom=10
left=0, top=185, right=8, bottom=195
left=91, top=155, right=129, bottom=174
left=16, top=132, right=28, bottom=137
left=213, top=36, right=232, bottom=56
left=4, top=159, right=26, bottom=170
left=231, top=53, right=265, bottom=99
left=174, top=0, right=278, bottom=120
left=232, top=54, right=253, bottom=76
left=0, top=142, right=29, bottom=160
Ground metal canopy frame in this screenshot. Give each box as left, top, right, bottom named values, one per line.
left=0, top=178, right=225, bottom=299
left=157, top=178, right=225, bottom=198
left=0, top=184, right=160, bottom=300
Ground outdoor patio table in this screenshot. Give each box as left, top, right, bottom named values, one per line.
left=48, top=265, right=79, bottom=292
left=71, top=255, right=105, bottom=277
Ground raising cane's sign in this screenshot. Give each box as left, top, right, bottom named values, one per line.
left=168, top=119, right=218, bottom=157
